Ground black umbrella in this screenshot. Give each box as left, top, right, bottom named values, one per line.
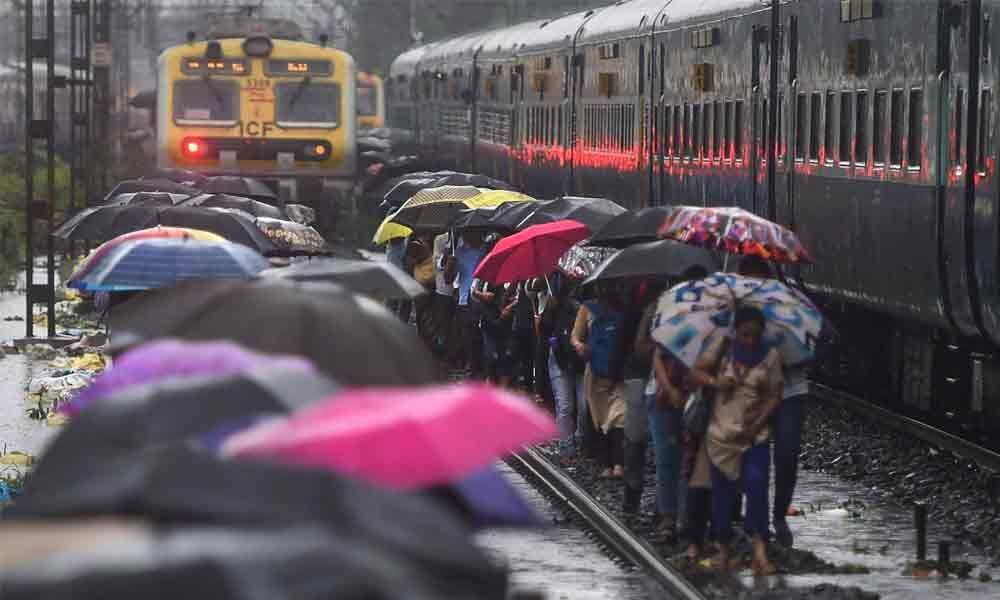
left=254, top=217, right=331, bottom=256
left=53, top=205, right=277, bottom=254
left=284, top=203, right=316, bottom=225
left=109, top=278, right=438, bottom=385
left=203, top=176, right=279, bottom=205
left=484, top=200, right=542, bottom=231
left=54, top=193, right=183, bottom=240
left=450, top=206, right=504, bottom=231
left=586, top=206, right=673, bottom=249
left=517, top=196, right=627, bottom=231
left=261, top=258, right=427, bottom=299
left=144, top=168, right=209, bottom=187
left=106, top=192, right=190, bottom=207
left=181, top=193, right=285, bottom=219
left=382, top=176, right=445, bottom=209
left=6, top=445, right=507, bottom=600
left=580, top=240, right=719, bottom=291
left=103, top=179, right=199, bottom=202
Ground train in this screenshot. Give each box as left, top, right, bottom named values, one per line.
left=156, top=16, right=356, bottom=228
left=387, top=0, right=1000, bottom=432
left=357, top=72, right=386, bottom=131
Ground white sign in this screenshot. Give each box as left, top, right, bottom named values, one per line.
left=91, top=43, right=112, bottom=67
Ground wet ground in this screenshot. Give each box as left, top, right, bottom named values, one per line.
left=477, top=463, right=656, bottom=600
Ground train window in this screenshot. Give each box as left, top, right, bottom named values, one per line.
left=714, top=101, right=724, bottom=161
left=855, top=91, right=868, bottom=165
left=907, top=89, right=923, bottom=170
left=890, top=89, right=904, bottom=167
left=734, top=101, right=744, bottom=162
left=683, top=103, right=691, bottom=159
left=275, top=82, right=340, bottom=127
left=672, top=104, right=681, bottom=159
left=809, top=93, right=821, bottom=162
left=639, top=46, right=646, bottom=95
left=840, top=91, right=852, bottom=164
left=795, top=93, right=806, bottom=161
left=952, top=88, right=964, bottom=167
left=777, top=94, right=784, bottom=162
left=173, top=80, right=238, bottom=126
left=724, top=100, right=734, bottom=162
left=824, top=92, right=836, bottom=165
left=979, top=89, right=992, bottom=174
left=702, top=102, right=712, bottom=161
left=691, top=104, right=701, bottom=160
left=874, top=90, right=887, bottom=165
left=358, top=83, right=378, bottom=117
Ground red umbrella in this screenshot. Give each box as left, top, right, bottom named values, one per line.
left=473, top=219, right=590, bottom=284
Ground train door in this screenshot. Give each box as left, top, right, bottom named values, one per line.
left=775, top=11, right=797, bottom=229
left=652, top=37, right=667, bottom=205
left=751, top=14, right=776, bottom=218
left=975, top=3, right=1000, bottom=349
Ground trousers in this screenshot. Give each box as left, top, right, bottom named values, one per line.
left=647, top=398, right=683, bottom=517
left=548, top=352, right=576, bottom=454
left=622, top=378, right=648, bottom=492
left=710, top=443, right=770, bottom=543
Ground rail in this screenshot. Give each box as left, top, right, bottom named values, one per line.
left=507, top=446, right=706, bottom=600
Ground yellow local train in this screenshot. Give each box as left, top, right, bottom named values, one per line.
left=156, top=18, right=356, bottom=206
left=356, top=72, right=385, bottom=131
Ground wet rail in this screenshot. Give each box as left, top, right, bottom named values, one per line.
left=506, top=447, right=705, bottom=600
left=811, top=383, right=1000, bottom=473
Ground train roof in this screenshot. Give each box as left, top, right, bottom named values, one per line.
left=477, top=19, right=549, bottom=60
left=657, top=0, right=769, bottom=29
left=578, top=0, right=671, bottom=45
left=389, top=44, right=435, bottom=78
left=514, top=10, right=600, bottom=56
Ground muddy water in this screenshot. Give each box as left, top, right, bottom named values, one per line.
left=477, top=464, right=656, bottom=599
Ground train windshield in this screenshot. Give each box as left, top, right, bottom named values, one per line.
left=357, top=83, right=378, bottom=116
left=172, top=79, right=238, bottom=125
left=275, top=82, right=340, bottom=128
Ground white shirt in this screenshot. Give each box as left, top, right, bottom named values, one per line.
left=432, top=234, right=453, bottom=297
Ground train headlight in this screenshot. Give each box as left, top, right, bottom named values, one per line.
left=242, top=36, right=273, bottom=58
left=304, top=142, right=331, bottom=159
left=182, top=138, right=205, bottom=157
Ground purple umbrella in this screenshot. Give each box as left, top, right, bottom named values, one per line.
left=63, top=339, right=314, bottom=416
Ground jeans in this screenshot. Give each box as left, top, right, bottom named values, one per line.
left=622, top=378, right=647, bottom=492
left=773, top=394, right=806, bottom=523
left=548, top=353, right=576, bottom=455
left=574, top=373, right=589, bottom=444
left=710, top=443, right=770, bottom=543
left=647, top=396, right=683, bottom=517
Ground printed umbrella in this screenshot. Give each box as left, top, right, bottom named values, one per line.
left=516, top=196, right=626, bottom=232
left=64, top=338, right=316, bottom=416
left=473, top=219, right=590, bottom=284
left=102, top=178, right=199, bottom=201
left=391, top=188, right=534, bottom=233
left=202, top=175, right=280, bottom=205
left=372, top=213, right=413, bottom=245
left=658, top=205, right=813, bottom=264
left=284, top=203, right=316, bottom=225
left=181, top=193, right=285, bottom=219
left=381, top=176, right=446, bottom=209
left=66, top=227, right=225, bottom=284
left=651, top=272, right=824, bottom=368
left=254, top=217, right=330, bottom=256
left=580, top=240, right=718, bottom=289
left=108, top=278, right=438, bottom=385
left=221, top=383, right=557, bottom=489
left=261, top=258, right=427, bottom=299
left=587, top=206, right=673, bottom=248
left=67, top=238, right=269, bottom=293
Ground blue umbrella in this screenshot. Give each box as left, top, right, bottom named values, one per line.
left=68, top=238, right=269, bottom=292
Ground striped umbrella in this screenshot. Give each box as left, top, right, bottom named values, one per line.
left=68, top=227, right=226, bottom=285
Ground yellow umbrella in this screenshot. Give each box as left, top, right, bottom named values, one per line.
left=390, top=186, right=534, bottom=232
left=372, top=213, right=413, bottom=245
left=465, top=189, right=535, bottom=209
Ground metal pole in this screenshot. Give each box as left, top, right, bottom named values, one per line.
left=45, top=0, right=55, bottom=338
left=23, top=0, right=34, bottom=339
left=766, top=0, right=780, bottom=222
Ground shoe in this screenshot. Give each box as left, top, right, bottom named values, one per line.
left=623, top=486, right=642, bottom=514
left=774, top=518, right=794, bottom=548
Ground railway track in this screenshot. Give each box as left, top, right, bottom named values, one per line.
left=506, top=447, right=705, bottom=600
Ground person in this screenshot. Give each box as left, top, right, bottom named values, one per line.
left=692, top=306, right=783, bottom=575
left=426, top=233, right=456, bottom=359
left=405, top=236, right=434, bottom=340
left=385, top=236, right=411, bottom=322
left=538, top=274, right=581, bottom=459
left=476, top=282, right=518, bottom=388
left=571, top=283, right=626, bottom=479
left=445, top=229, right=488, bottom=378
left=511, top=282, right=537, bottom=392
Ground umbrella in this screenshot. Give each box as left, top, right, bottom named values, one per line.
left=181, top=193, right=285, bottom=219
left=128, top=88, right=156, bottom=109
left=651, top=272, right=824, bottom=368
left=254, top=217, right=330, bottom=256
left=4, top=447, right=507, bottom=600
left=65, top=339, right=316, bottom=416
left=108, top=278, right=438, bottom=385
left=473, top=219, right=590, bottom=284
left=284, top=203, right=316, bottom=225
left=435, top=465, right=543, bottom=528
left=53, top=193, right=184, bottom=239
left=391, top=188, right=533, bottom=233
left=580, top=240, right=718, bottom=289
left=103, top=178, right=199, bottom=201
left=221, top=382, right=557, bottom=489
left=54, top=205, right=277, bottom=254
left=144, top=168, right=209, bottom=187
left=450, top=207, right=502, bottom=231
left=557, top=243, right=619, bottom=280
left=105, top=191, right=190, bottom=207
left=381, top=174, right=458, bottom=209
left=587, top=206, right=673, bottom=248
left=66, top=238, right=269, bottom=293
left=261, top=258, right=427, bottom=299
left=430, top=172, right=515, bottom=191
left=658, top=205, right=813, bottom=264
left=372, top=213, right=413, bottom=245
left=482, top=200, right=543, bottom=231
left=516, top=196, right=627, bottom=231
left=202, top=175, right=280, bottom=205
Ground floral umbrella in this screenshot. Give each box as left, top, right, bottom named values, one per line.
left=658, top=206, right=812, bottom=264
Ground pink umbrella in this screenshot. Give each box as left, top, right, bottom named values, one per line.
left=221, top=383, right=557, bottom=489
left=472, top=219, right=590, bottom=284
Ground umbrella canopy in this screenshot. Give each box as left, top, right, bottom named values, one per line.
left=54, top=205, right=277, bottom=254
left=481, top=200, right=543, bottom=231
left=381, top=174, right=460, bottom=209
left=108, top=278, right=438, bottom=385
left=587, top=206, right=673, bottom=248
left=436, top=466, right=543, bottom=528
left=473, top=219, right=591, bottom=284
left=516, top=196, right=627, bottom=231
left=284, top=203, right=316, bottom=225
left=580, top=240, right=718, bottom=289
left=102, top=178, right=199, bottom=201
left=65, top=339, right=315, bottom=416
left=651, top=272, right=824, bottom=368
left=390, top=188, right=533, bottom=233
left=254, top=217, right=330, bottom=256
left=67, top=238, right=269, bottom=293
left=450, top=207, right=502, bottom=231
left=105, top=191, right=190, bottom=207
left=372, top=213, right=413, bottom=245
left=54, top=193, right=184, bottom=239
left=221, top=383, right=557, bottom=489
left=261, top=258, right=426, bottom=300
left=658, top=205, right=813, bottom=264
left=202, top=175, right=280, bottom=205
left=4, top=447, right=507, bottom=600
left=144, top=168, right=209, bottom=187
left=181, top=193, right=285, bottom=219
left=431, top=172, right=515, bottom=191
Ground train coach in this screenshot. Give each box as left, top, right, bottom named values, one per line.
left=389, top=0, right=1000, bottom=435
left=357, top=72, right=386, bottom=131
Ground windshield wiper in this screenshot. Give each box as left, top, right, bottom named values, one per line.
left=289, top=76, right=312, bottom=108
left=201, top=75, right=225, bottom=106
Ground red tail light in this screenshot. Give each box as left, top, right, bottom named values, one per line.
left=182, top=138, right=204, bottom=157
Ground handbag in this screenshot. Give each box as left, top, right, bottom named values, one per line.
left=413, top=257, right=435, bottom=287
left=681, top=338, right=729, bottom=434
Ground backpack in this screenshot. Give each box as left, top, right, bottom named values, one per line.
left=585, top=301, right=624, bottom=379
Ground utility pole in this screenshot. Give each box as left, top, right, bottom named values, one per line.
left=91, top=0, right=111, bottom=201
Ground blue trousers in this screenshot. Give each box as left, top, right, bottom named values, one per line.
left=710, top=443, right=770, bottom=543
left=646, top=397, right=683, bottom=517
left=547, top=353, right=576, bottom=455
left=773, top=394, right=806, bottom=522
